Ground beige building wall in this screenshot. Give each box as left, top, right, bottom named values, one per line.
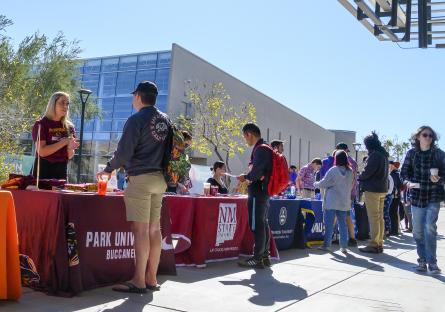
left=329, top=130, right=357, bottom=153
left=167, top=44, right=338, bottom=175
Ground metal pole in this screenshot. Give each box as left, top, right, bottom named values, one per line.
left=77, top=98, right=86, bottom=183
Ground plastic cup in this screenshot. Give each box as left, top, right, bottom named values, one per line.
left=97, top=177, right=108, bottom=196
left=203, top=183, right=211, bottom=196
left=430, top=168, right=439, bottom=176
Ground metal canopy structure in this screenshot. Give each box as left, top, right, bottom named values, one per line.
left=339, top=0, right=445, bottom=48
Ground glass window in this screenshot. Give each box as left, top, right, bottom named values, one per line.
left=82, top=74, right=100, bottom=95
left=157, top=52, right=171, bottom=68
left=100, top=73, right=117, bottom=97
left=95, top=119, right=112, bottom=132
left=83, top=120, right=95, bottom=132
left=75, top=62, right=84, bottom=75
left=119, top=56, right=137, bottom=70
left=135, top=70, right=156, bottom=84
left=138, top=54, right=157, bottom=69
left=112, top=119, right=127, bottom=132
left=82, top=133, right=93, bottom=140
left=155, top=69, right=170, bottom=92
left=116, top=72, right=136, bottom=95
left=83, top=59, right=101, bottom=73
left=93, top=132, right=111, bottom=141
left=101, top=58, right=119, bottom=72
left=156, top=95, right=167, bottom=113
left=92, top=141, right=111, bottom=156
left=99, top=98, right=114, bottom=118
left=113, top=97, right=132, bottom=118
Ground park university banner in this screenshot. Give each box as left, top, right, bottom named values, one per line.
left=268, top=199, right=301, bottom=250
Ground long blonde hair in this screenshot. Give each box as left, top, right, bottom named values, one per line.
left=44, top=92, right=74, bottom=132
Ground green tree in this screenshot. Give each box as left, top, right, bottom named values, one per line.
left=383, top=137, right=410, bottom=161
left=0, top=15, right=93, bottom=182
left=178, top=82, right=257, bottom=179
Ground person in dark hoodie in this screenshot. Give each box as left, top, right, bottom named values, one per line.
left=237, top=123, right=273, bottom=268
left=389, top=160, right=402, bottom=236
left=358, top=132, right=389, bottom=254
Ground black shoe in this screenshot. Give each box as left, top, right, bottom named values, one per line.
left=359, top=246, right=379, bottom=254
left=262, top=256, right=272, bottom=267
left=348, top=238, right=358, bottom=247
left=378, top=246, right=384, bottom=253
left=238, top=257, right=265, bottom=269
left=332, top=239, right=339, bottom=245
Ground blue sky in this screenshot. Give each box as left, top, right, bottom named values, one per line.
left=2, top=0, right=444, bottom=148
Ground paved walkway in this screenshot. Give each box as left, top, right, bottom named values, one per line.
left=1, top=209, right=445, bottom=312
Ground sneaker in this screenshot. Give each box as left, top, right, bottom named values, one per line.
left=428, top=263, right=441, bottom=275
left=317, top=246, right=332, bottom=252
left=377, top=246, right=384, bottom=253
left=359, top=246, right=379, bottom=254
left=340, top=248, right=348, bottom=255
left=348, top=238, right=358, bottom=247
left=415, top=260, right=427, bottom=273
left=238, top=257, right=264, bottom=269
left=262, top=256, right=272, bottom=267
left=332, top=239, right=339, bottom=245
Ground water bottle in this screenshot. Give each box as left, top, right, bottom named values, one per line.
left=289, top=185, right=296, bottom=199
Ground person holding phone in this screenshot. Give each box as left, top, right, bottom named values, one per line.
left=401, top=126, right=445, bottom=274
left=32, top=92, right=79, bottom=180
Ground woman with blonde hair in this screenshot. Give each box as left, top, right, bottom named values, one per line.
left=32, top=91, right=79, bottom=180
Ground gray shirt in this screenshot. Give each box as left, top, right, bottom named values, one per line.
left=314, top=166, right=353, bottom=211
left=104, top=105, right=170, bottom=176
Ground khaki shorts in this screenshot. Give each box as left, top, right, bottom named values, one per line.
left=124, top=172, right=167, bottom=223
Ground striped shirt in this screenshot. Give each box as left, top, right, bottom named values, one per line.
left=299, top=164, right=316, bottom=190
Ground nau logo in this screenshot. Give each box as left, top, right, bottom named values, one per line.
left=215, top=203, right=237, bottom=246
left=279, top=207, right=287, bottom=226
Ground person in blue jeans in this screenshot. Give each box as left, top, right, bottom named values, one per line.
left=314, top=151, right=354, bottom=254
left=401, top=125, right=445, bottom=274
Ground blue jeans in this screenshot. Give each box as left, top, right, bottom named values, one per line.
left=411, top=203, right=441, bottom=265
left=383, top=194, right=393, bottom=233
left=323, top=210, right=348, bottom=248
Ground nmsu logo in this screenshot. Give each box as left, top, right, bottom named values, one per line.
left=279, top=207, right=287, bottom=226
left=215, top=203, right=237, bottom=246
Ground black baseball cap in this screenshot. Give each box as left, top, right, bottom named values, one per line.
left=336, top=142, right=349, bottom=152
left=131, top=81, right=158, bottom=95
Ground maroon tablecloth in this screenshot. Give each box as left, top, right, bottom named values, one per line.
left=11, top=190, right=176, bottom=296
left=167, top=195, right=279, bottom=267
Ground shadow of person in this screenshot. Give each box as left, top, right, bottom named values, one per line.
left=220, top=268, right=308, bottom=306
left=329, top=251, right=385, bottom=272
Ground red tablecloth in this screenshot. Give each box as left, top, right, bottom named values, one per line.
left=0, top=191, right=22, bottom=300
left=167, top=195, right=278, bottom=267
left=11, top=190, right=176, bottom=296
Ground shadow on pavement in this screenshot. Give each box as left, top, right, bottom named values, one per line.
left=219, top=268, right=308, bottom=306
left=329, top=251, right=385, bottom=272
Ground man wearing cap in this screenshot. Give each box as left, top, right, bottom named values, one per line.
left=97, top=81, right=171, bottom=294
left=389, top=160, right=402, bottom=235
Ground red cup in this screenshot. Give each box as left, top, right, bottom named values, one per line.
left=97, top=179, right=108, bottom=196
left=210, top=185, right=219, bottom=196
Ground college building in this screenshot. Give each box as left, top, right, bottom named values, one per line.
left=71, top=44, right=355, bottom=181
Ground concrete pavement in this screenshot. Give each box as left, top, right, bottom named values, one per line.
left=1, top=209, right=444, bottom=312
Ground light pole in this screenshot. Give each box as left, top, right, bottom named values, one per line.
left=77, top=88, right=92, bottom=183
left=352, top=142, right=362, bottom=165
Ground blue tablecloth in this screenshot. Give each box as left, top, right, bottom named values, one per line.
left=299, top=199, right=324, bottom=242
left=269, top=198, right=323, bottom=250
left=268, top=199, right=303, bottom=250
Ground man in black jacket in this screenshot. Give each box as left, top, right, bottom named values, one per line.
left=358, top=132, right=389, bottom=254
left=237, top=123, right=273, bottom=268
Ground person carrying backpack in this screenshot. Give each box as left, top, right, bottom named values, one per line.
left=237, top=123, right=273, bottom=268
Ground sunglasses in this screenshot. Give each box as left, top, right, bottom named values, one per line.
left=421, top=133, right=433, bottom=138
